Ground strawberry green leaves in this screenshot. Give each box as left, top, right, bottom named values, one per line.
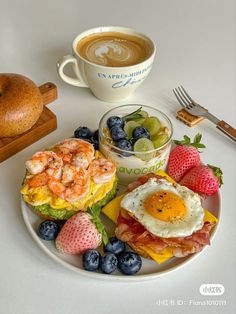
left=174, top=133, right=206, bottom=150
left=88, top=205, right=109, bottom=246
left=208, top=164, right=223, bottom=187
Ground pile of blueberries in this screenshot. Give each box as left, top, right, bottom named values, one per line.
left=74, top=126, right=99, bottom=150
left=107, top=116, right=150, bottom=156
left=83, top=236, right=142, bottom=275
left=38, top=222, right=142, bottom=276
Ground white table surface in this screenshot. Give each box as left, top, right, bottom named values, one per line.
left=0, top=1, right=235, bottom=313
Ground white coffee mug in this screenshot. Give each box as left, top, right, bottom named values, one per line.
left=57, top=26, right=156, bottom=102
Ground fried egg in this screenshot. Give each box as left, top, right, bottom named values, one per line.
left=120, top=178, right=204, bottom=238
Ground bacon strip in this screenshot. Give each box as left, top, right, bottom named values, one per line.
left=162, top=221, right=215, bottom=257
left=115, top=213, right=216, bottom=257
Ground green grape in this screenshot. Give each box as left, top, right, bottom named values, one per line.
left=133, top=138, right=155, bottom=161
left=151, top=133, right=169, bottom=148
left=135, top=110, right=149, bottom=124
left=124, top=121, right=140, bottom=139
left=142, top=117, right=162, bottom=136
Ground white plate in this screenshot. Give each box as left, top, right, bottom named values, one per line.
left=21, top=191, right=221, bottom=282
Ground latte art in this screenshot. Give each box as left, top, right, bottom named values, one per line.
left=84, top=40, right=145, bottom=66
left=77, top=32, right=153, bottom=67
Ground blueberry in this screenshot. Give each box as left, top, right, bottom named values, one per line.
left=100, top=253, right=118, bottom=274
left=38, top=220, right=60, bottom=241
left=104, top=237, right=126, bottom=255
left=91, top=129, right=99, bottom=150
left=91, top=139, right=99, bottom=150
left=132, top=126, right=150, bottom=141
left=83, top=249, right=101, bottom=271
left=115, top=139, right=133, bottom=157
left=74, top=126, right=93, bottom=139
left=107, top=116, right=124, bottom=129
left=118, top=252, right=142, bottom=275
left=110, top=126, right=127, bottom=142
left=92, top=129, right=99, bottom=142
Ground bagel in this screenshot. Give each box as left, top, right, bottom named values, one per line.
left=0, top=73, right=43, bottom=137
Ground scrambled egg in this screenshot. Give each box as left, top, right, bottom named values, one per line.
left=21, top=175, right=116, bottom=211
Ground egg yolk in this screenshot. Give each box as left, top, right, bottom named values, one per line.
left=144, top=191, right=187, bottom=222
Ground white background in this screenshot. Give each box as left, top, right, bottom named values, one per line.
left=0, top=0, right=235, bottom=313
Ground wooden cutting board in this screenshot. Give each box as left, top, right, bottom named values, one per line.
left=0, top=82, right=57, bottom=163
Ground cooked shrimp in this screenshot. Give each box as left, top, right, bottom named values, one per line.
left=57, top=139, right=95, bottom=169
left=28, top=172, right=49, bottom=188
left=48, top=165, right=90, bottom=203
left=89, top=158, right=116, bottom=184
left=25, top=151, right=63, bottom=179
left=61, top=164, right=75, bottom=185
left=55, top=151, right=72, bottom=164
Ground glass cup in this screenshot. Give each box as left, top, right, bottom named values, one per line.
left=99, top=104, right=173, bottom=185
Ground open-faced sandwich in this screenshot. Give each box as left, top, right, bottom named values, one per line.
left=102, top=171, right=218, bottom=264
left=21, top=138, right=117, bottom=221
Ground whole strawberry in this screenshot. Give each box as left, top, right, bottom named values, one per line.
left=180, top=164, right=223, bottom=196
left=55, top=212, right=102, bottom=254
left=167, top=133, right=205, bottom=182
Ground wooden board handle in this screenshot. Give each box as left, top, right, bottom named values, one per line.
left=217, top=120, right=236, bottom=142
left=39, top=82, right=57, bottom=106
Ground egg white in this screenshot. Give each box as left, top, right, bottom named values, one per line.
left=120, top=178, right=204, bottom=238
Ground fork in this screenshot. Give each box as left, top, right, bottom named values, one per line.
left=173, top=86, right=236, bottom=142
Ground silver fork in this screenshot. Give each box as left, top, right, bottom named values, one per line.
left=173, top=86, right=236, bottom=142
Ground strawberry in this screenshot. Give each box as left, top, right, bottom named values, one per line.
left=55, top=212, right=102, bottom=254
left=180, top=164, right=223, bottom=196
left=167, top=133, right=205, bottom=182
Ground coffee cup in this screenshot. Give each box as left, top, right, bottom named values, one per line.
left=57, top=26, right=156, bottom=102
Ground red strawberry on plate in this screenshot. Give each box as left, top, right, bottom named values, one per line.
left=180, top=164, right=223, bottom=196
left=167, top=133, right=205, bottom=182
left=56, top=212, right=102, bottom=254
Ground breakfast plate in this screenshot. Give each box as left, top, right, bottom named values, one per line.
left=21, top=190, right=221, bottom=281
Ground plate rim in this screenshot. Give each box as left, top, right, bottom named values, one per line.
left=21, top=190, right=221, bottom=282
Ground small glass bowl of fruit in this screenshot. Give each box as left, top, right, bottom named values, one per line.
left=99, top=104, right=173, bottom=185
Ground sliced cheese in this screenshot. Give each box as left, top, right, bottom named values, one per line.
left=204, top=208, right=219, bottom=223
left=102, top=170, right=218, bottom=264
left=155, top=169, right=176, bottom=184
left=102, top=193, right=125, bottom=223
left=138, top=246, right=174, bottom=264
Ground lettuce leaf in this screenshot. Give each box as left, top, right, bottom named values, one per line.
left=87, top=178, right=118, bottom=245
